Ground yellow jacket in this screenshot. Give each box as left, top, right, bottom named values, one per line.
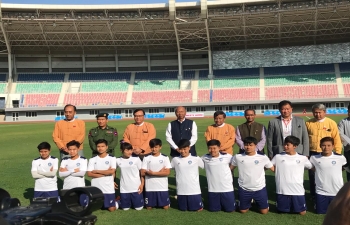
left=305, top=117, right=342, bottom=154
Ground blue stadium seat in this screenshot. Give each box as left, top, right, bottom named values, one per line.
left=135, top=71, right=178, bottom=80
left=264, top=64, right=334, bottom=75
left=339, top=62, right=350, bottom=72
left=183, top=70, right=195, bottom=79
left=0, top=74, right=6, bottom=82
left=69, top=72, right=131, bottom=81
left=214, top=68, right=259, bottom=78
left=17, top=73, right=65, bottom=82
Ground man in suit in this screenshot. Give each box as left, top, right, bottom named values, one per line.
left=267, top=100, right=309, bottom=159
left=165, top=106, right=197, bottom=157
left=338, top=104, right=350, bottom=181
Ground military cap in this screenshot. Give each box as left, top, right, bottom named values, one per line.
left=96, top=113, right=109, bottom=119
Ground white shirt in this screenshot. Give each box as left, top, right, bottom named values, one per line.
left=116, top=156, right=142, bottom=193
left=171, top=155, right=204, bottom=195
left=87, top=155, right=116, bottom=194
left=165, top=119, right=198, bottom=149
left=281, top=116, right=293, bottom=140
left=59, top=156, right=87, bottom=189
left=310, top=153, right=347, bottom=196
left=201, top=153, right=233, bottom=192
left=141, top=154, right=172, bottom=192
left=232, top=152, right=273, bottom=191
left=272, top=153, right=312, bottom=195
left=31, top=156, right=59, bottom=192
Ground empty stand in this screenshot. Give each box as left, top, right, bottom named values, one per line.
left=265, top=74, right=336, bottom=86
left=214, top=68, right=259, bottom=77
left=24, top=94, right=59, bottom=107
left=133, top=80, right=179, bottom=91
left=16, top=83, right=62, bottom=93
left=264, top=64, right=335, bottom=75
left=212, top=88, right=260, bottom=102
left=131, top=90, right=192, bottom=104
left=0, top=74, right=6, bottom=82
left=64, top=92, right=127, bottom=106
left=69, top=72, right=130, bottom=81
left=342, top=84, right=350, bottom=97
left=17, top=73, right=64, bottom=82
left=0, top=83, right=7, bottom=93
left=339, top=62, right=350, bottom=72
left=81, top=81, right=128, bottom=92
left=197, top=90, right=210, bottom=102
left=341, top=73, right=350, bottom=83
left=198, top=79, right=211, bottom=89
left=199, top=70, right=209, bottom=78
left=265, top=85, right=338, bottom=100
left=213, top=77, right=259, bottom=88
left=135, top=71, right=178, bottom=80
left=183, top=71, right=195, bottom=79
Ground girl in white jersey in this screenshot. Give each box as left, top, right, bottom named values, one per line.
left=116, top=142, right=145, bottom=210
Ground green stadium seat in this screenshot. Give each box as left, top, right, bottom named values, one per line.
left=265, top=74, right=336, bottom=86
left=0, top=83, right=7, bottom=93
left=198, top=79, right=211, bottom=89
left=15, top=83, right=62, bottom=93
left=341, top=73, right=350, bottom=83
left=133, top=80, right=179, bottom=91
left=213, top=77, right=259, bottom=88
left=81, top=81, right=129, bottom=92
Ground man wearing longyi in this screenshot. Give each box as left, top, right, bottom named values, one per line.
left=123, top=108, right=156, bottom=159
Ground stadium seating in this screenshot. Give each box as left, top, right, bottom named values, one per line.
left=265, top=74, right=336, bottom=86
left=264, top=64, right=335, bottom=75
left=64, top=92, right=127, bottom=106
left=0, top=74, right=6, bottom=82
left=81, top=81, right=129, bottom=92
left=23, top=94, right=59, bottom=107
left=133, top=80, right=180, bottom=91
left=17, top=73, right=65, bottom=82
left=199, top=70, right=209, bottom=78
left=135, top=71, right=178, bottom=80
left=341, top=73, right=350, bottom=83
left=0, top=83, right=7, bottom=93
left=15, top=83, right=62, bottom=93
left=183, top=70, right=195, bottom=79
left=69, top=72, right=130, bottom=81
left=214, top=68, right=259, bottom=77
left=131, top=90, right=192, bottom=104
left=197, top=90, right=210, bottom=102
left=342, top=84, right=350, bottom=97
left=339, top=62, right=350, bottom=72
left=265, top=85, right=338, bottom=100
left=212, top=88, right=260, bottom=102
left=198, top=79, right=211, bottom=89
left=213, top=77, right=260, bottom=88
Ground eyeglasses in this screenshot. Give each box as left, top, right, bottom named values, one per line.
left=134, top=115, right=144, bottom=118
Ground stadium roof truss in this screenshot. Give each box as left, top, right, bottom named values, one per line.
left=0, top=0, right=349, bottom=55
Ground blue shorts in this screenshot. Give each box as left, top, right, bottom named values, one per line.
left=276, top=194, right=306, bottom=213
left=315, top=194, right=335, bottom=214
left=120, top=192, right=144, bottom=209
left=103, top=193, right=116, bottom=209
left=238, top=187, right=269, bottom=210
left=208, top=191, right=235, bottom=212
left=144, top=191, right=170, bottom=208
left=177, top=194, right=203, bottom=211
left=34, top=190, right=59, bottom=198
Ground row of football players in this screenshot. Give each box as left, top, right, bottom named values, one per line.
left=31, top=136, right=346, bottom=214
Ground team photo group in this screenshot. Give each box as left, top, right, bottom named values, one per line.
left=31, top=100, right=350, bottom=216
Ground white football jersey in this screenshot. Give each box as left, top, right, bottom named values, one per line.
left=201, top=153, right=233, bottom=192
left=231, top=152, right=273, bottom=191
left=310, top=153, right=346, bottom=196
left=272, top=153, right=312, bottom=195
left=59, top=156, right=87, bottom=189
left=141, top=154, right=172, bottom=192
left=171, top=155, right=204, bottom=195
left=87, top=155, right=116, bottom=194
left=31, top=156, right=58, bottom=191
left=116, top=156, right=142, bottom=193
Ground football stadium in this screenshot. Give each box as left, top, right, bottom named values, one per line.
left=0, top=0, right=350, bottom=224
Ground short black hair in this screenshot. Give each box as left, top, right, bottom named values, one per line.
left=95, top=139, right=108, bottom=146
left=243, top=136, right=258, bottom=145
left=214, top=110, right=226, bottom=118
left=66, top=140, right=81, bottom=149
left=177, top=139, right=191, bottom=149
left=64, top=104, right=77, bottom=112
left=278, top=100, right=292, bottom=110
left=120, top=142, right=133, bottom=151
left=320, top=137, right=334, bottom=146
left=284, top=136, right=300, bottom=146
left=37, top=142, right=51, bottom=151
left=207, top=139, right=221, bottom=147
left=149, top=138, right=162, bottom=148
left=244, top=108, right=256, bottom=115
left=133, top=108, right=145, bottom=116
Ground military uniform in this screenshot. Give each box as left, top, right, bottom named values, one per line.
left=88, top=113, right=118, bottom=157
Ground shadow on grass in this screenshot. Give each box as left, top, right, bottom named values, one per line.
left=23, top=188, right=34, bottom=200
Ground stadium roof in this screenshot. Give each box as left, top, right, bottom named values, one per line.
left=0, top=0, right=349, bottom=54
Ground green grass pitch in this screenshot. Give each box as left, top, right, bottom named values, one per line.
left=0, top=115, right=347, bottom=225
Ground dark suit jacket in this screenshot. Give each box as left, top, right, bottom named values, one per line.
left=267, top=116, right=309, bottom=158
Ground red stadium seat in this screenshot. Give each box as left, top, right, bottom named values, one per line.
left=24, top=94, right=60, bottom=107
left=212, top=88, right=260, bottom=102
left=265, top=85, right=338, bottom=100
left=64, top=92, right=127, bottom=106
left=131, top=90, right=192, bottom=104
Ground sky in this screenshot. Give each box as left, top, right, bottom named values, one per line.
left=2, top=0, right=200, bottom=4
